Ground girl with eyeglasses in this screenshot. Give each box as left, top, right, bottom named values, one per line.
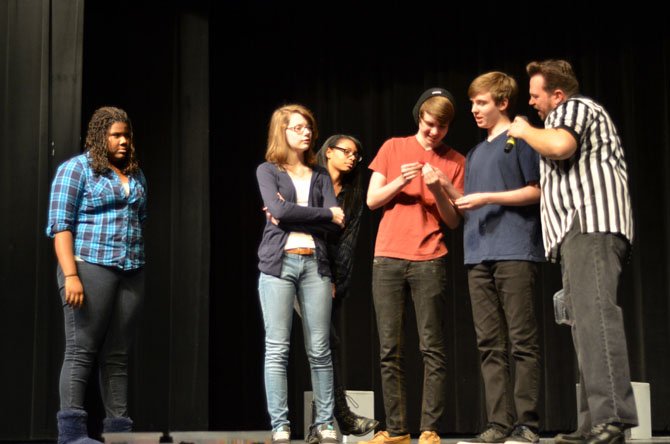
left=298, top=135, right=378, bottom=443
left=256, top=104, right=344, bottom=444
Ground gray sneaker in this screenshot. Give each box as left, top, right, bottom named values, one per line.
left=457, top=424, right=509, bottom=444
left=505, top=425, right=539, bottom=444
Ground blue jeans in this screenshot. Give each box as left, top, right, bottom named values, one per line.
left=57, top=261, right=144, bottom=418
left=372, top=256, right=448, bottom=434
left=560, top=223, right=638, bottom=428
left=258, top=253, right=334, bottom=431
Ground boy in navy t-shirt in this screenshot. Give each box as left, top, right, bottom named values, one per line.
left=454, top=72, right=545, bottom=444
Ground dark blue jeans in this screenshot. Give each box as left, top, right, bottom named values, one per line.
left=372, top=256, right=448, bottom=435
left=57, top=261, right=144, bottom=418
left=560, top=224, right=638, bottom=428
left=467, top=261, right=541, bottom=430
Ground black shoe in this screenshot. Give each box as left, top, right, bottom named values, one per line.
left=336, top=409, right=379, bottom=436
left=584, top=423, right=625, bottom=444
left=334, top=389, right=379, bottom=436
left=306, top=425, right=319, bottom=444
left=554, top=430, right=588, bottom=444
left=505, top=425, right=539, bottom=444
left=457, top=424, right=509, bottom=444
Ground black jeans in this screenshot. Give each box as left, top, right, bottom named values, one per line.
left=372, top=256, right=448, bottom=434
left=467, top=261, right=541, bottom=430
left=560, top=225, right=638, bottom=428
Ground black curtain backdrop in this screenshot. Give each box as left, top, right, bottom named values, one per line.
left=79, top=0, right=211, bottom=436
left=1, top=0, right=210, bottom=441
left=1, top=0, right=84, bottom=440
left=2, top=0, right=670, bottom=442
left=209, top=0, right=670, bottom=438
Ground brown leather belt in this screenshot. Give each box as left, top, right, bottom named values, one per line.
left=285, top=247, right=315, bottom=255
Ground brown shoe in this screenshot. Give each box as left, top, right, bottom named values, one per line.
left=360, top=431, right=411, bottom=444
left=419, top=431, right=441, bottom=444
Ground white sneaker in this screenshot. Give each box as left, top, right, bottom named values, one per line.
left=315, top=423, right=339, bottom=444
left=273, top=425, right=291, bottom=444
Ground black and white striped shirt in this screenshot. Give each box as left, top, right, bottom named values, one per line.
left=540, top=96, right=634, bottom=261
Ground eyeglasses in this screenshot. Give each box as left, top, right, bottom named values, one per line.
left=330, top=146, right=362, bottom=163
left=286, top=124, right=313, bottom=135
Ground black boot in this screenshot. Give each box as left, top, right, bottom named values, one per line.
left=56, top=410, right=103, bottom=444
left=305, top=400, right=319, bottom=444
left=334, top=388, right=379, bottom=436
left=103, top=417, right=133, bottom=433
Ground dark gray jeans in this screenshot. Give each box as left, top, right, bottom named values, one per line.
left=57, top=261, right=144, bottom=418
left=372, top=256, right=448, bottom=435
left=560, top=224, right=638, bottom=428
left=467, top=260, right=541, bottom=431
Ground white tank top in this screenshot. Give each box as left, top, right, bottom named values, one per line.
left=284, top=175, right=316, bottom=250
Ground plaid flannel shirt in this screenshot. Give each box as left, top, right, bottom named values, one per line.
left=46, top=153, right=147, bottom=270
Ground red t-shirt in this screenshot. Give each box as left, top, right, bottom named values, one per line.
left=369, top=135, right=465, bottom=260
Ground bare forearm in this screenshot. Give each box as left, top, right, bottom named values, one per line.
left=442, top=181, right=463, bottom=201
left=367, top=175, right=406, bottom=210
left=54, top=231, right=78, bottom=276
left=432, top=186, right=460, bottom=229
left=485, top=185, right=540, bottom=206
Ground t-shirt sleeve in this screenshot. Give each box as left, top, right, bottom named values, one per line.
left=517, top=140, right=541, bottom=184
left=368, top=139, right=392, bottom=178
left=547, top=99, right=590, bottom=145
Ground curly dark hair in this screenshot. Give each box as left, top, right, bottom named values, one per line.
left=85, top=106, right=139, bottom=175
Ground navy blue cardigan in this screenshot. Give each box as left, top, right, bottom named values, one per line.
left=256, top=161, right=341, bottom=278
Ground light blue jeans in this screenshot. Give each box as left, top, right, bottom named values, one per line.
left=258, top=253, right=334, bottom=431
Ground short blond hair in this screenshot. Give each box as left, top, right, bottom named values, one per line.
left=420, top=96, right=455, bottom=126
left=468, top=71, right=518, bottom=116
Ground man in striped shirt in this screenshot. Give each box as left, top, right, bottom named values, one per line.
left=509, top=60, right=637, bottom=444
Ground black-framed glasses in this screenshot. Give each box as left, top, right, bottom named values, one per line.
left=286, top=124, right=313, bottom=134
left=330, top=146, right=362, bottom=163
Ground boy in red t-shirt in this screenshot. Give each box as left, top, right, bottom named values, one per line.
left=362, top=88, right=465, bottom=444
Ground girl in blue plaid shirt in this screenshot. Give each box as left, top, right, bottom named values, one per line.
left=46, top=106, right=147, bottom=444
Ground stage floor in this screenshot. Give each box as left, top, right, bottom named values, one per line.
left=97, top=431, right=670, bottom=444
left=10, top=432, right=670, bottom=444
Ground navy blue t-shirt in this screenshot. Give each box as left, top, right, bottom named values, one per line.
left=463, top=131, right=545, bottom=265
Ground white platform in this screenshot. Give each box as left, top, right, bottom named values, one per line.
left=103, top=430, right=274, bottom=444
left=304, top=390, right=375, bottom=442
left=576, top=381, right=652, bottom=439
